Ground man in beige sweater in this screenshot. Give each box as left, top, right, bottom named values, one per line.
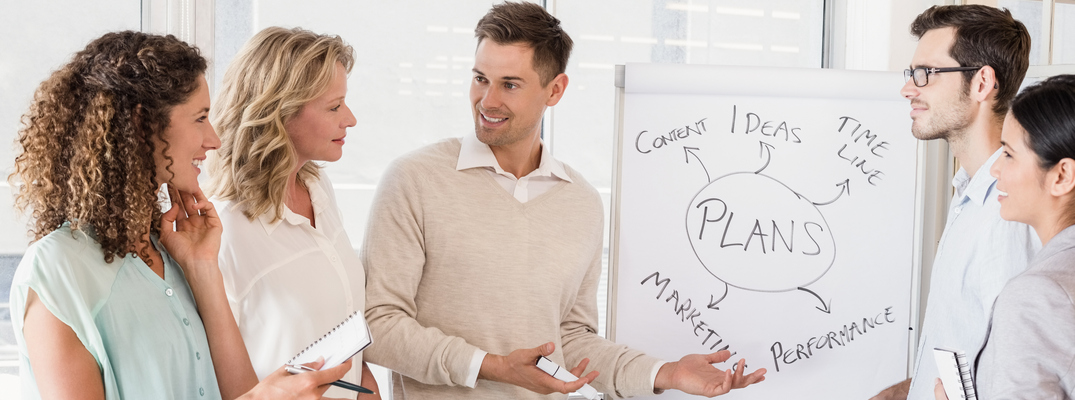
left=361, top=2, right=767, bottom=399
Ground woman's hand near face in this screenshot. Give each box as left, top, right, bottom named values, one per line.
left=160, top=185, right=223, bottom=284
left=160, top=184, right=262, bottom=399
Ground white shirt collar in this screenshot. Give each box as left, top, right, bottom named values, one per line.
left=952, top=148, right=1003, bottom=206
left=456, top=134, right=572, bottom=182
left=257, top=174, right=329, bottom=235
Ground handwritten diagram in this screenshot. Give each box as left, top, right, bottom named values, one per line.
left=631, top=106, right=894, bottom=316
left=612, top=65, right=916, bottom=400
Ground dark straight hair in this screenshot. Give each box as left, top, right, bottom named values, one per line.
left=1011, top=75, right=1075, bottom=170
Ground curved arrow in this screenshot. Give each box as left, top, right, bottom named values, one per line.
left=683, top=146, right=711, bottom=183
left=755, top=141, right=775, bottom=174
left=797, top=287, right=832, bottom=314
left=812, top=179, right=851, bottom=206
left=707, top=282, right=729, bottom=310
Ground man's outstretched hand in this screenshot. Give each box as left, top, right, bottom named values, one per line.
left=654, top=350, right=767, bottom=397
left=479, top=342, right=600, bottom=395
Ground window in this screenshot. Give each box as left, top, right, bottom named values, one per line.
left=1057, top=1, right=1075, bottom=64
left=996, top=0, right=1075, bottom=64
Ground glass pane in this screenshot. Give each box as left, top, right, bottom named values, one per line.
left=998, top=0, right=1044, bottom=65
left=1055, top=1, right=1075, bottom=64
left=553, top=0, right=825, bottom=190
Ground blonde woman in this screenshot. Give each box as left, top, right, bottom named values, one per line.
left=9, top=30, right=350, bottom=400
left=207, top=27, right=378, bottom=399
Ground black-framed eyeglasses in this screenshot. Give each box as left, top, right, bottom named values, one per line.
left=903, top=66, right=983, bottom=87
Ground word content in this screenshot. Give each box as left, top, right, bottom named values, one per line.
left=635, top=118, right=709, bottom=154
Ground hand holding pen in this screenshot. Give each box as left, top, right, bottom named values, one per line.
left=238, top=358, right=353, bottom=400
left=285, top=363, right=375, bottom=395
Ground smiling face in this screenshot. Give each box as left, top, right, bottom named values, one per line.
left=285, top=62, right=355, bottom=165
left=900, top=27, right=975, bottom=141
left=154, top=75, right=219, bottom=192
left=470, top=40, right=562, bottom=149
left=991, top=114, right=1049, bottom=226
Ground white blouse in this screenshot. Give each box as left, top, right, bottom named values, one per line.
left=216, top=173, right=365, bottom=398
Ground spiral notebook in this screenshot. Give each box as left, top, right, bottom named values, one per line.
left=287, top=311, right=372, bottom=370
left=933, top=347, right=977, bottom=400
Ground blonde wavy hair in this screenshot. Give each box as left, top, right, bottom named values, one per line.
left=9, top=31, right=206, bottom=265
left=206, top=26, right=354, bottom=222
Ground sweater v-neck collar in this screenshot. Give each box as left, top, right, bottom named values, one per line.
left=472, top=167, right=571, bottom=209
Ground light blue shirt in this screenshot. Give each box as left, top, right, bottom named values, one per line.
left=9, top=225, right=221, bottom=400
left=907, top=149, right=1040, bottom=399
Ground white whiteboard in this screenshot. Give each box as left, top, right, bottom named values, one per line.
left=609, top=63, right=923, bottom=400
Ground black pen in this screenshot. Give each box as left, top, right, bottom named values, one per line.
left=285, top=364, right=375, bottom=394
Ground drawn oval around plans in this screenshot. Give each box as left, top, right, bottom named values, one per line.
left=685, top=172, right=836, bottom=292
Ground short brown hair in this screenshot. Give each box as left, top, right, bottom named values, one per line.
left=910, top=5, right=1031, bottom=118
left=475, top=1, right=573, bottom=86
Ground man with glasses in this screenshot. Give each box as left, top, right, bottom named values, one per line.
left=870, top=5, right=1036, bottom=400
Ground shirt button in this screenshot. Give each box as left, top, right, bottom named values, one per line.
left=331, top=255, right=339, bottom=262
left=199, top=387, right=205, bottom=396
left=196, top=352, right=201, bottom=360
left=165, top=288, right=174, bottom=296
left=183, top=318, right=190, bottom=326
left=954, top=207, right=962, bottom=214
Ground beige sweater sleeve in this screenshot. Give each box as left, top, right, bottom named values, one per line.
left=560, top=220, right=664, bottom=399
left=361, top=155, right=479, bottom=387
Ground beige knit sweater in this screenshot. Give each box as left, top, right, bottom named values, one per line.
left=362, top=138, right=662, bottom=400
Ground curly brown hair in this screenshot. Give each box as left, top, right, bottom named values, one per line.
left=9, top=31, right=207, bottom=265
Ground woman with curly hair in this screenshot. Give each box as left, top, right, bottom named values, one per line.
left=9, top=31, right=351, bottom=400
left=207, top=26, right=379, bottom=399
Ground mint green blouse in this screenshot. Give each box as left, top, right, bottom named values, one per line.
left=9, top=226, right=221, bottom=400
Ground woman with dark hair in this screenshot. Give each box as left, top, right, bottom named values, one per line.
left=934, top=74, right=1075, bottom=399
left=8, top=31, right=349, bottom=400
